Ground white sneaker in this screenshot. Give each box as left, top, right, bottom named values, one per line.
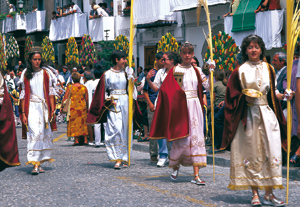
left=88, top=142, right=95, bottom=146
left=157, top=157, right=169, bottom=167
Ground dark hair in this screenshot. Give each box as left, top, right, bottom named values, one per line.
left=94, top=69, right=103, bottom=79
left=25, top=52, right=44, bottom=80
left=165, top=51, right=182, bottom=65
left=155, top=51, right=164, bottom=60
left=52, top=11, right=56, bottom=15
left=103, top=3, right=107, bottom=8
left=99, top=3, right=103, bottom=7
left=84, top=71, right=94, bottom=80
left=192, top=56, right=200, bottom=67
left=70, top=2, right=75, bottom=6
left=72, top=72, right=81, bottom=83
left=110, top=50, right=127, bottom=65
left=214, top=69, right=225, bottom=81
left=241, top=34, right=265, bottom=62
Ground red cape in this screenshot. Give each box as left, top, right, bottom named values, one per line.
left=0, top=82, right=20, bottom=171
left=87, top=72, right=142, bottom=125
left=220, top=63, right=287, bottom=150
left=149, top=66, right=204, bottom=142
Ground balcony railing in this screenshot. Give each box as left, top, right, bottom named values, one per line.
left=26, top=11, right=46, bottom=34
left=1, top=14, right=26, bottom=33
left=88, top=17, right=115, bottom=42
left=1, top=11, right=46, bottom=34
left=49, top=13, right=88, bottom=41
left=224, top=10, right=284, bottom=50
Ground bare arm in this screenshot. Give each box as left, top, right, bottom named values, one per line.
left=143, top=90, right=155, bottom=112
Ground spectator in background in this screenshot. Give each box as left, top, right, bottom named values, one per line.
left=90, top=4, right=109, bottom=19
left=62, top=72, right=89, bottom=146
left=56, top=6, right=62, bottom=17
left=51, top=11, right=57, bottom=20
left=83, top=71, right=96, bottom=146
left=255, top=0, right=281, bottom=13
left=137, top=66, right=144, bottom=82
left=223, top=0, right=240, bottom=17
left=70, top=2, right=82, bottom=13
left=60, top=66, right=71, bottom=84
left=14, top=70, right=21, bottom=87
left=15, top=61, right=23, bottom=73
left=9, top=4, right=16, bottom=13
left=62, top=5, right=68, bottom=15
left=102, top=3, right=112, bottom=16
left=32, top=5, right=38, bottom=12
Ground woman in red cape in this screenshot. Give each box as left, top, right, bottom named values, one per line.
left=149, top=42, right=209, bottom=185
left=0, top=72, right=20, bottom=172
left=221, top=35, right=286, bottom=206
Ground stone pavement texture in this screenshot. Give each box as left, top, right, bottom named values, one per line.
left=1, top=123, right=299, bottom=207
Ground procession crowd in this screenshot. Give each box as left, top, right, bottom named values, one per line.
left=1, top=34, right=300, bottom=206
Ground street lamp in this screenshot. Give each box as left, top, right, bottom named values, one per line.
left=17, top=0, right=24, bottom=9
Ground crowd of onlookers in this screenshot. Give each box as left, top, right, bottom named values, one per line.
left=51, top=1, right=112, bottom=20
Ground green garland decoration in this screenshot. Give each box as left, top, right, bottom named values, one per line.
left=6, top=36, right=19, bottom=58
left=204, top=31, right=238, bottom=71
left=79, top=34, right=97, bottom=66
left=65, top=37, right=79, bottom=66
left=42, top=36, right=55, bottom=63
left=24, top=36, right=33, bottom=61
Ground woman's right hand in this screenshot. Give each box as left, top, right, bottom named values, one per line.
left=146, top=69, right=155, bottom=81
left=22, top=113, right=27, bottom=125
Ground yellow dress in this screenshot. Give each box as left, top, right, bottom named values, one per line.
left=67, top=84, right=88, bottom=137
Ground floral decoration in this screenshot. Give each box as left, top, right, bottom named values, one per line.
left=114, top=35, right=135, bottom=68
left=204, top=31, right=238, bottom=71
left=41, top=36, right=55, bottom=63
left=79, top=34, right=96, bottom=66
left=6, top=35, right=19, bottom=58
left=0, top=33, right=7, bottom=71
left=65, top=37, right=79, bottom=66
left=24, top=36, right=33, bottom=61
left=243, top=159, right=250, bottom=168
left=157, top=32, right=179, bottom=53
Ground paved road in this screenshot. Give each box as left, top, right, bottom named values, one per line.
left=1, top=123, right=299, bottom=207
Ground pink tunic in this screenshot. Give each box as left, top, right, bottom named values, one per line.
left=169, top=65, right=207, bottom=167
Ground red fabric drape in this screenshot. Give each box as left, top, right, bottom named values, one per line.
left=0, top=83, right=20, bottom=171
left=149, top=66, right=204, bottom=142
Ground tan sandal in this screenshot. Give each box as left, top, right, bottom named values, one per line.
left=31, top=166, right=39, bottom=175
left=251, top=193, right=261, bottom=206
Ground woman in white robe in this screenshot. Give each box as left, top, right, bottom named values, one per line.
left=103, top=50, right=134, bottom=169
left=224, top=35, right=286, bottom=206
left=20, top=51, right=56, bottom=175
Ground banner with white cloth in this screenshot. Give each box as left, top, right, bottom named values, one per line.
left=133, top=0, right=176, bottom=25
left=49, top=13, right=88, bottom=41
left=169, top=0, right=228, bottom=11
left=88, top=17, right=115, bottom=42
left=224, top=10, right=284, bottom=50
left=26, top=11, right=46, bottom=34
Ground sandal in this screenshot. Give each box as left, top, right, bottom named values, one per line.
left=38, top=166, right=45, bottom=173
left=191, top=175, right=205, bottom=185
left=114, top=162, right=121, bottom=170
left=31, top=166, right=39, bottom=175
left=170, top=168, right=179, bottom=180
left=262, top=194, right=285, bottom=206
left=251, top=193, right=261, bottom=206
left=290, top=154, right=300, bottom=163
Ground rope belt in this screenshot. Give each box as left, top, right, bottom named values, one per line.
left=185, top=90, right=198, bottom=99
left=30, top=94, right=49, bottom=128
left=110, top=89, right=126, bottom=95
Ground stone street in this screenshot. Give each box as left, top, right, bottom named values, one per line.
left=1, top=123, right=299, bottom=207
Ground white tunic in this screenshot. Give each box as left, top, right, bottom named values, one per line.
left=104, top=68, right=133, bottom=162
left=229, top=61, right=283, bottom=190
left=19, top=69, right=56, bottom=165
